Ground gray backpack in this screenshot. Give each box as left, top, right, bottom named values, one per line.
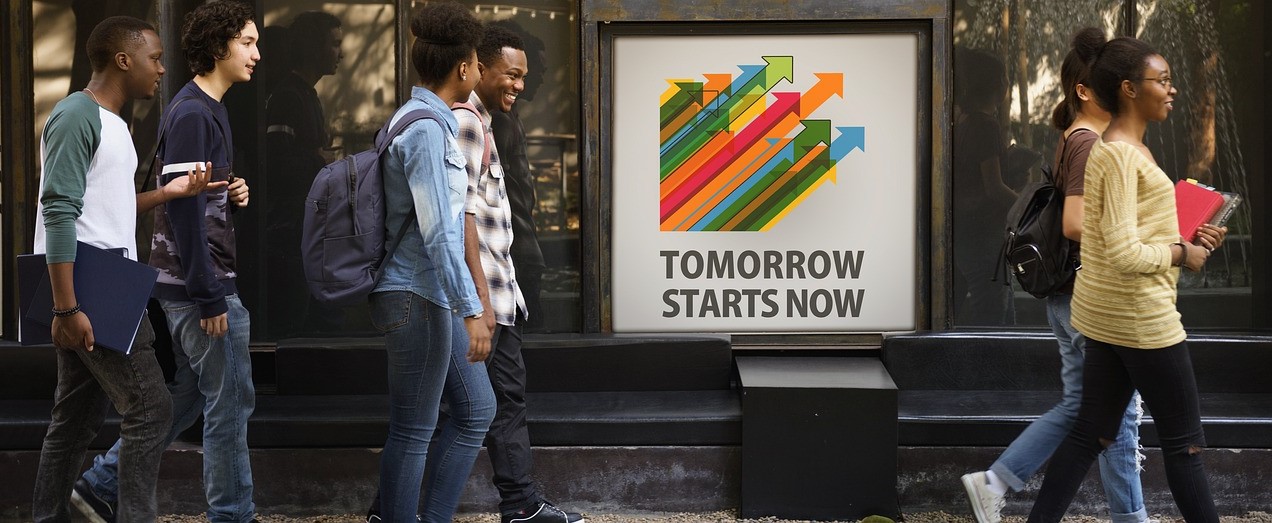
left=300, top=107, right=440, bottom=305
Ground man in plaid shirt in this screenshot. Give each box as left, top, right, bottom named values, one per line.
left=452, top=24, right=585, bottom=523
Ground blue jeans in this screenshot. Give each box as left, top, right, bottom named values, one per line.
left=372, top=291, right=495, bottom=523
left=83, top=294, right=256, bottom=523
left=991, top=294, right=1146, bottom=523
left=1029, top=339, right=1216, bottom=523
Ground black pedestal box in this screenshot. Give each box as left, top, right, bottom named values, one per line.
left=737, top=357, right=899, bottom=520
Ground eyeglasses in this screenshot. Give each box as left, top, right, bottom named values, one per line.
left=1140, top=76, right=1173, bottom=88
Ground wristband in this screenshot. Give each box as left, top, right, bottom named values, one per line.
left=52, top=304, right=82, bottom=318
left=1172, top=242, right=1187, bottom=267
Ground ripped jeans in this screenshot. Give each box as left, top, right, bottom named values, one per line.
left=991, top=294, right=1146, bottom=523
left=1028, top=339, right=1218, bottom=523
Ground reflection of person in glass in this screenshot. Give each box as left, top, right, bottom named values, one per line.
left=490, top=20, right=548, bottom=333
left=265, top=11, right=344, bottom=337
left=952, top=47, right=1017, bottom=326
left=962, top=28, right=1151, bottom=523
left=1028, top=36, right=1226, bottom=522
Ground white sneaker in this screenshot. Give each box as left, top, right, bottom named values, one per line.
left=961, top=471, right=1005, bottom=523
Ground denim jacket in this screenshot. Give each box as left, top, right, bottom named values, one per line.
left=373, top=86, right=482, bottom=318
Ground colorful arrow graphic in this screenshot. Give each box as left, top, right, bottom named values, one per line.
left=658, top=58, right=865, bottom=231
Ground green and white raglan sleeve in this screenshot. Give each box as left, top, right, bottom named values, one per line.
left=39, top=95, right=102, bottom=263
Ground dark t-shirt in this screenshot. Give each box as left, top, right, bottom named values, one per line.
left=952, top=111, right=1010, bottom=239
left=1053, top=127, right=1098, bottom=293
left=266, top=72, right=329, bottom=236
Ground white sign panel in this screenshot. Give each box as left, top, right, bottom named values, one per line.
left=611, top=32, right=919, bottom=332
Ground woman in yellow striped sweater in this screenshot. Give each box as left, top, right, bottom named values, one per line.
left=1026, top=36, right=1227, bottom=523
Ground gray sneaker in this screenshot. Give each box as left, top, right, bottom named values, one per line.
left=961, top=471, right=1004, bottom=523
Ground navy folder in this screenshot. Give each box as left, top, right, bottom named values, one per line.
left=18, top=242, right=159, bottom=353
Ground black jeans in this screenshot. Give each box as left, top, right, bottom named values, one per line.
left=485, top=317, right=540, bottom=513
left=33, top=317, right=172, bottom=522
left=1028, top=338, right=1218, bottom=523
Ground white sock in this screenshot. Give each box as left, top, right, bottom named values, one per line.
left=984, top=470, right=1009, bottom=496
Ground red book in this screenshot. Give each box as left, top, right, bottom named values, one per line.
left=1174, top=180, right=1225, bottom=242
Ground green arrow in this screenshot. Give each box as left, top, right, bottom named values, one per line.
left=792, top=120, right=832, bottom=156
left=762, top=56, right=794, bottom=88
left=660, top=81, right=704, bottom=129
left=742, top=150, right=832, bottom=230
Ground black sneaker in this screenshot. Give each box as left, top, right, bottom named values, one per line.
left=70, top=478, right=116, bottom=523
left=502, top=502, right=586, bottom=523
left=365, top=509, right=421, bottom=522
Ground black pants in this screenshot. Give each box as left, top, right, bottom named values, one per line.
left=1028, top=339, right=1218, bottom=523
left=485, top=316, right=540, bottom=513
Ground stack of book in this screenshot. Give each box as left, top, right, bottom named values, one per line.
left=1175, top=179, right=1242, bottom=242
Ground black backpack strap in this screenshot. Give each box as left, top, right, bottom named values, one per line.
left=376, top=107, right=443, bottom=265
left=138, top=96, right=198, bottom=192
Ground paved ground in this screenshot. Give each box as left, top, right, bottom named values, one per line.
left=157, top=511, right=1272, bottom=522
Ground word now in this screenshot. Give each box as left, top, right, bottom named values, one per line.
left=663, top=288, right=864, bottom=318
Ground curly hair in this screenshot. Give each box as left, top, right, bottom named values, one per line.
left=87, top=16, right=155, bottom=72
left=477, top=24, right=524, bottom=66
left=182, top=1, right=256, bottom=76
left=409, top=2, right=482, bottom=85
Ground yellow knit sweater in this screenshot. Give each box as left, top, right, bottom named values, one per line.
left=1071, top=140, right=1186, bottom=349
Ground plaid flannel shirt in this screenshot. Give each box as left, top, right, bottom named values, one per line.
left=455, top=93, right=526, bottom=326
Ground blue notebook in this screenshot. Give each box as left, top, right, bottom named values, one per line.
left=19, top=242, right=159, bottom=353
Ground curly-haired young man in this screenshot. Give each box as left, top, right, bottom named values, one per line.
left=75, top=3, right=261, bottom=522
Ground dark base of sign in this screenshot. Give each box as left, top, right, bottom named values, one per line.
left=737, top=356, right=900, bottom=521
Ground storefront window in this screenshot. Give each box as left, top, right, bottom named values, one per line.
left=228, top=1, right=401, bottom=339
left=951, top=0, right=1267, bottom=329
left=235, top=0, right=581, bottom=339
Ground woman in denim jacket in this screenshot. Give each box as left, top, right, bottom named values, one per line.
left=369, top=3, right=495, bottom=521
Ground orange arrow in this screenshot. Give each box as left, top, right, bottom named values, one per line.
left=701, top=73, right=733, bottom=105
left=799, top=72, right=843, bottom=117
left=660, top=130, right=733, bottom=197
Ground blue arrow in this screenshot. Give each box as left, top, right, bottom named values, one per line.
left=830, top=126, right=865, bottom=160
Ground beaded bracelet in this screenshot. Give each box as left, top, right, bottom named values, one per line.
left=51, top=304, right=81, bottom=318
